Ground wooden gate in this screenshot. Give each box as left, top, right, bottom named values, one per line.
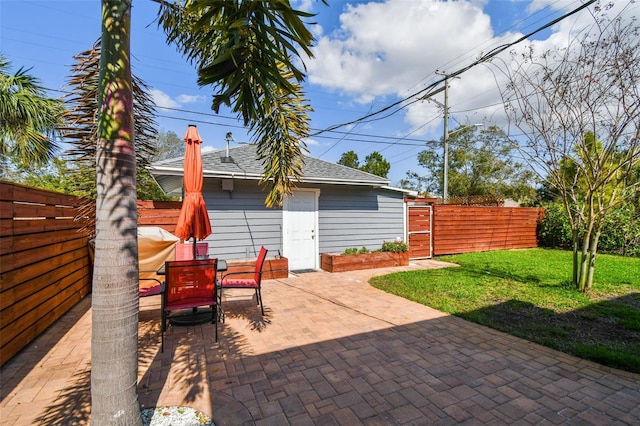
left=406, top=199, right=433, bottom=259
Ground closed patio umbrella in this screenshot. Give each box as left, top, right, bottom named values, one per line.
left=174, top=124, right=212, bottom=259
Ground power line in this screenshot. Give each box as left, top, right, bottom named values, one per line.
left=50, top=86, right=436, bottom=147
left=45, top=0, right=597, bottom=159
left=391, top=0, right=580, bottom=106
left=310, top=0, right=597, bottom=137
left=51, top=83, right=532, bottom=151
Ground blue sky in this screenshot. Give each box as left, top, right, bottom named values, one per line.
left=1, top=0, right=630, bottom=185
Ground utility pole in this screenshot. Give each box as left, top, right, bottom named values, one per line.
left=443, top=76, right=450, bottom=202
left=436, top=71, right=455, bottom=202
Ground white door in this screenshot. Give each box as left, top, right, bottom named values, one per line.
left=283, top=190, right=319, bottom=271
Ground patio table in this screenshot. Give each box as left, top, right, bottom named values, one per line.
left=155, top=258, right=227, bottom=276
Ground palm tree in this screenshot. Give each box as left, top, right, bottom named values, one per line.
left=0, top=54, right=65, bottom=175
left=91, top=2, right=142, bottom=424
left=93, top=0, right=322, bottom=422
left=61, top=39, right=159, bottom=219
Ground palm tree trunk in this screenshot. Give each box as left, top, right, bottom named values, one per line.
left=91, top=1, right=141, bottom=424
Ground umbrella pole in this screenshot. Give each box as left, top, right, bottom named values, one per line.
left=191, top=234, right=199, bottom=313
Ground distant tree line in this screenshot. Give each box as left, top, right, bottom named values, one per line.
left=337, top=150, right=391, bottom=178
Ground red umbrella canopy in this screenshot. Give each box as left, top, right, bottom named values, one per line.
left=174, top=125, right=212, bottom=243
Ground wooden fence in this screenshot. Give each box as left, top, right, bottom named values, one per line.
left=433, top=205, right=543, bottom=255
left=138, top=200, right=182, bottom=233
left=0, top=182, right=92, bottom=366
left=406, top=198, right=543, bottom=258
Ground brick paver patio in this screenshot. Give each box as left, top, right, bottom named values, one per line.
left=2, top=259, right=639, bottom=425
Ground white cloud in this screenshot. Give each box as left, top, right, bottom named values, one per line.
left=292, top=0, right=314, bottom=13
left=306, top=0, right=503, bottom=133
left=308, top=1, right=492, bottom=97
left=305, top=0, right=633, bottom=136
left=150, top=89, right=180, bottom=109
left=151, top=89, right=206, bottom=109
left=527, top=0, right=573, bottom=14
left=176, top=94, right=206, bottom=104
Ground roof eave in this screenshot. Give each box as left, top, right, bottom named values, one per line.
left=382, top=185, right=418, bottom=195
left=300, top=176, right=389, bottom=187
left=149, top=167, right=390, bottom=187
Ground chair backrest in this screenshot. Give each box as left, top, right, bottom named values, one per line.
left=175, top=242, right=209, bottom=260
left=164, top=258, right=217, bottom=309
left=254, top=246, right=268, bottom=284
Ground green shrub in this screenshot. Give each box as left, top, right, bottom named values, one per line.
left=538, top=201, right=640, bottom=257
left=537, top=202, right=572, bottom=248
left=342, top=241, right=408, bottom=255
left=599, top=204, right=640, bottom=257
left=381, top=240, right=408, bottom=253
left=343, top=247, right=360, bottom=255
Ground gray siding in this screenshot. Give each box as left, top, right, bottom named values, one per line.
left=318, top=186, right=405, bottom=254
left=198, top=179, right=406, bottom=263
left=201, top=178, right=283, bottom=260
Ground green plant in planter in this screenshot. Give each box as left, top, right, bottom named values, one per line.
left=381, top=240, right=408, bottom=253
left=342, top=246, right=371, bottom=255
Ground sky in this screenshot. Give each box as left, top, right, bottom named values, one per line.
left=1, top=0, right=637, bottom=185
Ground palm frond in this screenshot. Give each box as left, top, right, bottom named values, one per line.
left=61, top=39, right=159, bottom=234
left=157, top=0, right=320, bottom=206
left=0, top=53, right=65, bottom=169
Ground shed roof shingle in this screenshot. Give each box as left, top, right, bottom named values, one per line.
left=150, top=144, right=391, bottom=186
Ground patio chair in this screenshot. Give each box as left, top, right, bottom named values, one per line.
left=219, top=246, right=268, bottom=319
left=139, top=277, right=164, bottom=298
left=138, top=276, right=166, bottom=350
left=163, top=258, right=219, bottom=351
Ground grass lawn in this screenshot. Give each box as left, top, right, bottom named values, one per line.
left=370, top=248, right=640, bottom=373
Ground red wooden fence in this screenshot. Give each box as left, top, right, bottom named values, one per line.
left=433, top=205, right=543, bottom=255
left=0, top=182, right=92, bottom=366
left=406, top=198, right=543, bottom=258
left=138, top=200, right=182, bottom=233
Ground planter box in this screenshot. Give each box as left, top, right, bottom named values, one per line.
left=321, top=251, right=409, bottom=273
left=225, top=257, right=288, bottom=279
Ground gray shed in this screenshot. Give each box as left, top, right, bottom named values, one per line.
left=149, top=144, right=411, bottom=271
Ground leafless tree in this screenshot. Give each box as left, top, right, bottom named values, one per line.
left=497, top=13, right=640, bottom=291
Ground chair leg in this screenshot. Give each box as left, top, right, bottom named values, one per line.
left=213, top=305, right=218, bottom=342
left=257, top=288, right=264, bottom=315
left=218, top=288, right=225, bottom=323
left=161, top=309, right=166, bottom=353
left=161, top=292, right=167, bottom=353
